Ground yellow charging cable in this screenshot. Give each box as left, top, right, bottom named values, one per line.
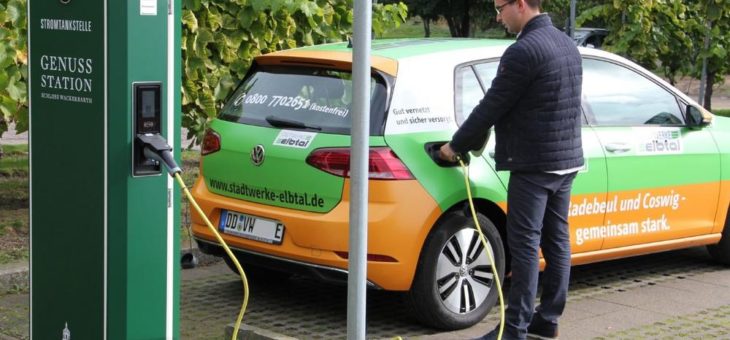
left=174, top=173, right=249, bottom=340
left=458, top=158, right=505, bottom=340
left=172, top=157, right=499, bottom=340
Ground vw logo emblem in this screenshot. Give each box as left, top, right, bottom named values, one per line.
left=251, top=145, right=265, bottom=166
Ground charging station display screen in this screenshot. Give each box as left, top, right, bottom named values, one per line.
left=141, top=90, right=156, bottom=118
left=134, top=83, right=161, bottom=134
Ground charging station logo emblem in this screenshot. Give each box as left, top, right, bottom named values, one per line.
left=251, top=145, right=265, bottom=166
left=62, top=322, right=71, bottom=340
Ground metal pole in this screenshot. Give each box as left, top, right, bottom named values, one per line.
left=569, top=0, right=576, bottom=39
left=698, top=19, right=712, bottom=107
left=347, top=0, right=371, bottom=339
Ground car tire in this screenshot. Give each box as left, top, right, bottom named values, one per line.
left=406, top=212, right=505, bottom=330
left=223, top=255, right=292, bottom=282
left=707, top=206, right=730, bottom=265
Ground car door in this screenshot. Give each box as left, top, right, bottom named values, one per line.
left=455, top=61, right=608, bottom=254
left=581, top=57, right=721, bottom=249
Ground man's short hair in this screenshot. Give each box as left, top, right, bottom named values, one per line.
left=525, top=0, right=542, bottom=9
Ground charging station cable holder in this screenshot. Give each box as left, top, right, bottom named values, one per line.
left=136, top=133, right=182, bottom=175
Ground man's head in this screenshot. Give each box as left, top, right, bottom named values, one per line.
left=494, top=0, right=542, bottom=34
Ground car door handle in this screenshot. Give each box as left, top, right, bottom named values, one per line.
left=605, top=143, right=631, bottom=153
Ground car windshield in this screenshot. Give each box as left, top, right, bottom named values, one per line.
left=219, top=66, right=388, bottom=135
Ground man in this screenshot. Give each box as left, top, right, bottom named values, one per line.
left=439, top=0, right=583, bottom=339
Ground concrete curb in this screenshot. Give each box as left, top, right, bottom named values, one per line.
left=226, top=324, right=298, bottom=340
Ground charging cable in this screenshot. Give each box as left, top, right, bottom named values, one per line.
left=175, top=173, right=249, bottom=340
left=458, top=157, right=505, bottom=340
left=139, top=135, right=249, bottom=340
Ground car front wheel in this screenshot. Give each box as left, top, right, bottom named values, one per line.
left=406, top=212, right=505, bottom=330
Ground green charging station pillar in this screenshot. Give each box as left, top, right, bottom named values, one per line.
left=28, top=0, right=181, bottom=338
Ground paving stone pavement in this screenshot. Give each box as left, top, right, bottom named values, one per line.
left=178, top=247, right=730, bottom=339
left=1, top=247, right=730, bottom=339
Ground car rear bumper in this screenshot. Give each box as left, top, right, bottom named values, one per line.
left=195, top=237, right=382, bottom=288
left=190, top=176, right=442, bottom=291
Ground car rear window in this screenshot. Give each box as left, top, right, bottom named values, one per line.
left=219, top=65, right=389, bottom=135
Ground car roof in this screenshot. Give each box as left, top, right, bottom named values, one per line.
left=256, top=38, right=514, bottom=76
left=255, top=38, right=700, bottom=112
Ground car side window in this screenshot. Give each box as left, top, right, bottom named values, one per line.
left=473, top=63, right=498, bottom=92
left=455, top=66, right=485, bottom=125
left=583, top=58, right=684, bottom=126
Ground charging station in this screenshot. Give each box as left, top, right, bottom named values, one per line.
left=28, top=0, right=181, bottom=338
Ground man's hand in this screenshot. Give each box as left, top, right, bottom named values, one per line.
left=439, top=143, right=458, bottom=163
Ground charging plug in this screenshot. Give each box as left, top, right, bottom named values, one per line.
left=425, top=142, right=470, bottom=167
left=136, top=133, right=182, bottom=175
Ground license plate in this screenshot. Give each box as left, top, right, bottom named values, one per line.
left=219, top=210, right=284, bottom=245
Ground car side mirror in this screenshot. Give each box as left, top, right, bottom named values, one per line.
left=685, top=105, right=709, bottom=128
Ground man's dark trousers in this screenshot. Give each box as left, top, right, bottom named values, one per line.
left=502, top=171, right=577, bottom=339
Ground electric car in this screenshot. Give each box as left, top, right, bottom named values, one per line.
left=190, top=38, right=730, bottom=330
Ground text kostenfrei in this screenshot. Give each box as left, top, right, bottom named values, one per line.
left=234, top=92, right=350, bottom=118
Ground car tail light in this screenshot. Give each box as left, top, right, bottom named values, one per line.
left=201, top=129, right=221, bottom=156
left=306, top=147, right=414, bottom=180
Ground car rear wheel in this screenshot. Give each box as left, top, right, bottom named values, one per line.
left=707, top=206, right=730, bottom=265
left=223, top=255, right=292, bottom=282
left=406, top=212, right=505, bottom=330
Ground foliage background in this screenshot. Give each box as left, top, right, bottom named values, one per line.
left=181, top=0, right=406, bottom=146
left=2, top=0, right=729, bottom=140
left=0, top=0, right=27, bottom=141
left=0, top=0, right=406, bottom=143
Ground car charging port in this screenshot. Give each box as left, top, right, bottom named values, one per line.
left=425, top=142, right=469, bottom=168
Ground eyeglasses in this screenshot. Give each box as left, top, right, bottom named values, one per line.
left=495, top=0, right=516, bottom=14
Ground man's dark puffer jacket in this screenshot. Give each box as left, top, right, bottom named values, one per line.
left=450, top=14, right=584, bottom=172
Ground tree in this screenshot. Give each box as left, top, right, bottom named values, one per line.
left=577, top=0, right=693, bottom=83
left=543, top=0, right=604, bottom=32
left=687, top=0, right=730, bottom=111
left=576, top=0, right=730, bottom=110
left=385, top=0, right=494, bottom=37
left=385, top=0, right=440, bottom=37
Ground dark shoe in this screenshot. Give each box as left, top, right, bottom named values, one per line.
left=526, top=315, right=558, bottom=339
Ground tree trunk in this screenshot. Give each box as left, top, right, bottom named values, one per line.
left=460, top=0, right=470, bottom=37
left=704, top=70, right=715, bottom=112
left=0, top=117, right=6, bottom=158
left=698, top=19, right=712, bottom=106
left=423, top=18, right=431, bottom=37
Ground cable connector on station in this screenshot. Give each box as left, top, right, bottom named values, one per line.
left=136, top=133, right=181, bottom=176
